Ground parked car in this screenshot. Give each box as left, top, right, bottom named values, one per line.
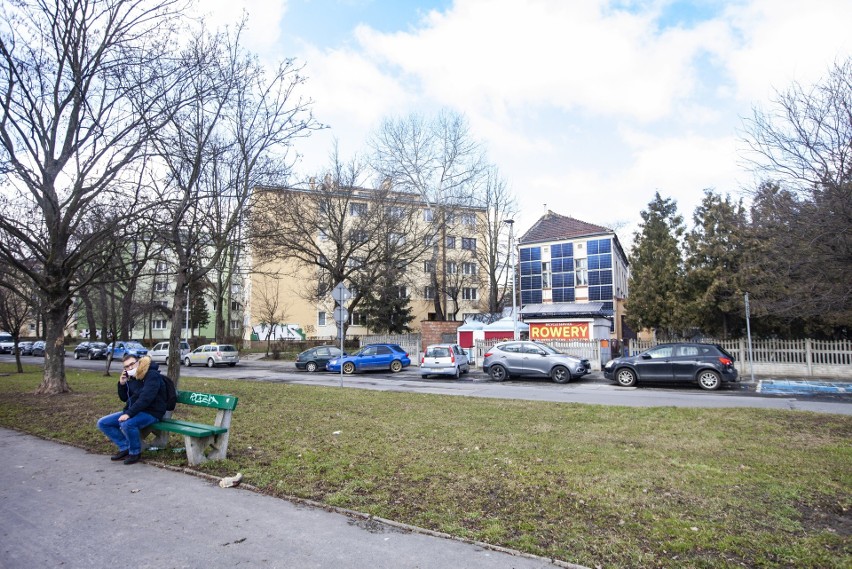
left=106, top=341, right=148, bottom=360
left=183, top=343, right=239, bottom=367
left=149, top=340, right=191, bottom=366
left=0, top=333, right=15, bottom=354
left=604, top=343, right=738, bottom=390
left=31, top=340, right=46, bottom=357
left=420, top=344, right=470, bottom=379
left=326, top=343, right=411, bottom=374
left=482, top=341, right=591, bottom=383
left=16, top=341, right=34, bottom=355
left=296, top=345, right=345, bottom=372
left=74, top=341, right=108, bottom=360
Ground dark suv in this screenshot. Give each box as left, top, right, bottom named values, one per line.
left=604, top=343, right=738, bottom=390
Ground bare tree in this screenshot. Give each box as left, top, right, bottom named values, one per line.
left=741, top=58, right=852, bottom=326
left=371, top=110, right=487, bottom=320
left=250, top=150, right=434, bottom=335
left=474, top=166, right=517, bottom=315
left=252, top=278, right=290, bottom=356
left=0, top=0, right=185, bottom=394
left=0, top=261, right=35, bottom=373
left=141, top=21, right=318, bottom=383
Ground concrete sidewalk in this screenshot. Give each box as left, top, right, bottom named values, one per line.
left=0, top=428, right=578, bottom=569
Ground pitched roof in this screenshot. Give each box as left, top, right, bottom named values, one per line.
left=518, top=210, right=611, bottom=245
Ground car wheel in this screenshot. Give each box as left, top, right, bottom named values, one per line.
left=421, top=374, right=429, bottom=379
left=390, top=360, right=403, bottom=373
left=228, top=363, right=236, bottom=367
left=165, top=357, right=169, bottom=366
left=74, top=352, right=79, bottom=360
left=551, top=365, right=571, bottom=384
left=697, top=369, right=722, bottom=391
left=616, top=368, right=637, bottom=387
left=87, top=352, right=93, bottom=360
left=462, top=364, right=469, bottom=374
left=489, top=365, right=507, bottom=382
left=342, top=362, right=356, bottom=375
left=207, top=358, right=215, bottom=368
left=453, top=366, right=460, bottom=379
left=306, top=361, right=318, bottom=372
left=184, top=357, right=191, bottom=367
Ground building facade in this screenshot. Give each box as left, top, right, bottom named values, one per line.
left=247, top=184, right=489, bottom=341
left=516, top=211, right=629, bottom=340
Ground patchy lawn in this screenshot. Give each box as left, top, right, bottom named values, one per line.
left=1, top=364, right=850, bottom=568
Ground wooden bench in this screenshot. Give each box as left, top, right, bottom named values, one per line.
left=143, top=390, right=238, bottom=466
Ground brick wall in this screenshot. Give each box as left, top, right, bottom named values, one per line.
left=420, top=321, right=463, bottom=349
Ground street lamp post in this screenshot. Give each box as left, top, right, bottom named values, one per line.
left=504, top=219, right=518, bottom=340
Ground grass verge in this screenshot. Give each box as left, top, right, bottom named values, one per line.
left=1, top=364, right=850, bottom=568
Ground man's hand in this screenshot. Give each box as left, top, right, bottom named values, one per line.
left=118, top=414, right=129, bottom=422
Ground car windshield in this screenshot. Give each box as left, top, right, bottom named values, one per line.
left=126, top=342, right=145, bottom=350
left=426, top=347, right=451, bottom=358
left=92, top=343, right=106, bottom=349
left=217, top=345, right=236, bottom=352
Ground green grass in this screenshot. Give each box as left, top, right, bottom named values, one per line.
left=1, top=364, right=850, bottom=568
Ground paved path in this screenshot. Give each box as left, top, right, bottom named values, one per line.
left=0, top=428, right=577, bottom=569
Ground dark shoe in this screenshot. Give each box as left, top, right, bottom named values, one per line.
left=110, top=450, right=129, bottom=461
left=123, top=454, right=141, bottom=465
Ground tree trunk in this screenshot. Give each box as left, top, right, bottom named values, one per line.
left=167, top=271, right=189, bottom=388
left=35, top=305, right=71, bottom=394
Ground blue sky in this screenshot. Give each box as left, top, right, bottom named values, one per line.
left=199, top=0, right=852, bottom=245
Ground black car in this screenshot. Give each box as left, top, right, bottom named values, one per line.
left=31, top=340, right=46, bottom=357
left=604, top=343, right=738, bottom=390
left=295, top=345, right=345, bottom=372
left=74, top=341, right=108, bottom=360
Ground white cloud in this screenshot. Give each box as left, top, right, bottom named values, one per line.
left=188, top=0, right=289, bottom=54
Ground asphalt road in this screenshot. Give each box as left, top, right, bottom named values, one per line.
left=5, top=354, right=851, bottom=415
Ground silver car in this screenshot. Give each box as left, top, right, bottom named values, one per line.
left=183, top=343, right=239, bottom=367
left=420, top=344, right=470, bottom=379
left=150, top=340, right=191, bottom=366
left=482, top=341, right=590, bottom=383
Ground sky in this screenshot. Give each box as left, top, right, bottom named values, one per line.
left=195, top=0, right=852, bottom=246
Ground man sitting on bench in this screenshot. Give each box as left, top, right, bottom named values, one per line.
left=97, top=355, right=167, bottom=465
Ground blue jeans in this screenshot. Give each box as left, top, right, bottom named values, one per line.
left=97, top=411, right=158, bottom=455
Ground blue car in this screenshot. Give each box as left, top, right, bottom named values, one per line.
left=326, top=343, right=411, bottom=374
left=106, top=341, right=149, bottom=360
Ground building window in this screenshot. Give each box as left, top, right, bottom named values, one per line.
left=461, top=213, right=476, bottom=226
left=231, top=283, right=241, bottom=295
left=461, top=237, right=476, bottom=250
left=446, top=261, right=457, bottom=274
left=350, top=311, right=367, bottom=326
left=423, top=286, right=436, bottom=299
left=424, top=260, right=434, bottom=273
left=156, top=261, right=169, bottom=273
left=347, top=256, right=363, bottom=268
left=152, top=319, right=168, bottom=330
left=462, top=287, right=478, bottom=300
left=575, top=258, right=588, bottom=286
left=349, top=229, right=369, bottom=245
left=350, top=202, right=368, bottom=216
left=231, top=300, right=241, bottom=311
left=389, top=232, right=405, bottom=245
left=462, top=262, right=477, bottom=275
left=446, top=236, right=456, bottom=249
left=542, top=262, right=551, bottom=289
left=396, top=286, right=408, bottom=298
left=154, top=281, right=168, bottom=293
left=318, top=229, right=328, bottom=241
left=231, top=319, right=241, bottom=330
left=424, top=209, right=434, bottom=222
left=388, top=206, right=404, bottom=219
left=318, top=311, right=327, bottom=326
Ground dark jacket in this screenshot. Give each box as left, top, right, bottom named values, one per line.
left=117, top=357, right=167, bottom=420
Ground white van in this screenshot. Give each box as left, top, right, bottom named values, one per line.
left=150, top=340, right=191, bottom=365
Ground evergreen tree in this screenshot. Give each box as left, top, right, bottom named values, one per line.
left=361, top=277, right=414, bottom=334
left=683, top=190, right=748, bottom=338
left=625, top=192, right=686, bottom=336
left=189, top=281, right=210, bottom=335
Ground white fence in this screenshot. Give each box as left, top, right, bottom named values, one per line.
left=631, top=338, right=852, bottom=379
